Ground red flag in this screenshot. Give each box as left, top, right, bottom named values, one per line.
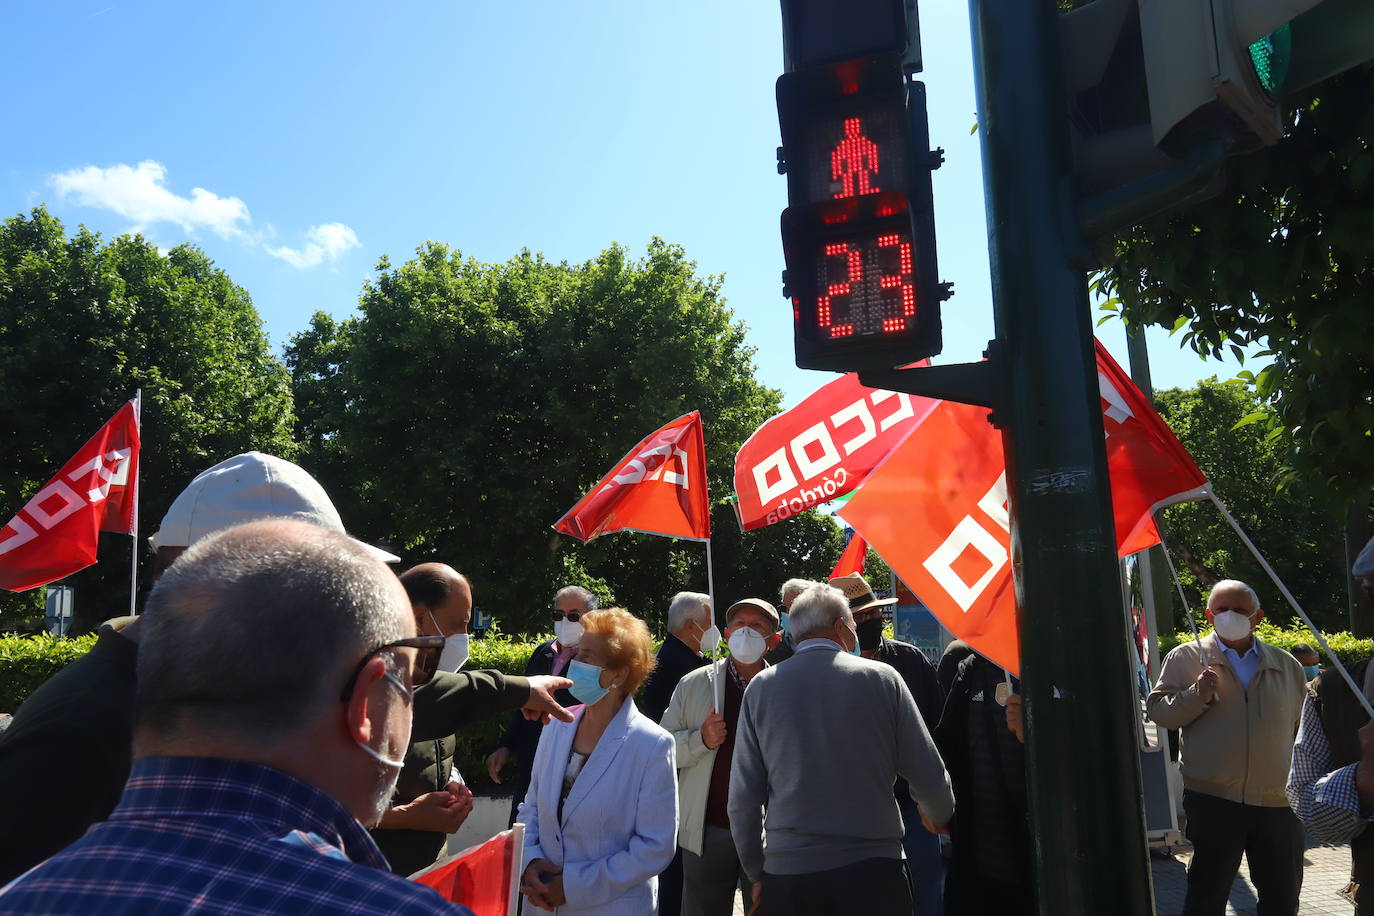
left=839, top=342, right=1208, bottom=674
left=412, top=827, right=519, bottom=915
left=554, top=411, right=710, bottom=542
left=733, top=368, right=938, bottom=531
left=0, top=400, right=141, bottom=591
left=830, top=531, right=868, bottom=579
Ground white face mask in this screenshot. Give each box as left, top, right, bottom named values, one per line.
left=428, top=610, right=470, bottom=673
left=699, top=621, right=722, bottom=655
left=555, top=617, right=583, bottom=647
left=1212, top=609, right=1255, bottom=641
left=727, top=627, right=767, bottom=665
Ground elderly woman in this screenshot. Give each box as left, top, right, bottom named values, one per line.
left=519, top=607, right=678, bottom=914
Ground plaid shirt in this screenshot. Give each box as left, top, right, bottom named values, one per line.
left=0, top=756, right=471, bottom=915
left=1286, top=693, right=1373, bottom=843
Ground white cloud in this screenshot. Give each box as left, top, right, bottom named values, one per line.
left=49, top=160, right=250, bottom=238
left=264, top=222, right=360, bottom=268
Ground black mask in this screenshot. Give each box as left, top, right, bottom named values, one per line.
left=857, top=617, right=884, bottom=651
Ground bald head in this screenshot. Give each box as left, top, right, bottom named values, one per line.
left=401, top=563, right=472, bottom=635
left=136, top=519, right=412, bottom=745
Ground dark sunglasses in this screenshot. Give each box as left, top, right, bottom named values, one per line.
left=551, top=609, right=584, bottom=622
left=339, top=635, right=445, bottom=702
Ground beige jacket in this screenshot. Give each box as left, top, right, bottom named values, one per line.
left=660, top=659, right=731, bottom=856
left=1146, top=632, right=1306, bottom=806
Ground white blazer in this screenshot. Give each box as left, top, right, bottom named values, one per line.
left=518, top=696, right=678, bottom=915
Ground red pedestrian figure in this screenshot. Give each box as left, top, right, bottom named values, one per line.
left=831, top=117, right=880, bottom=198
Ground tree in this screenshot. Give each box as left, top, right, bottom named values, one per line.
left=287, top=238, right=842, bottom=633
left=1097, top=65, right=1374, bottom=503
left=1152, top=378, right=1345, bottom=631
left=0, top=208, right=296, bottom=632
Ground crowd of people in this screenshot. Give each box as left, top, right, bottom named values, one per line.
left=0, top=448, right=1372, bottom=916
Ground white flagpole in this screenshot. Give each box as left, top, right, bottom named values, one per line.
left=706, top=538, right=723, bottom=713
left=1206, top=489, right=1374, bottom=718
left=129, top=390, right=142, bottom=617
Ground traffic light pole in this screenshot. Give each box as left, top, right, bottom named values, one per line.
left=970, top=0, right=1154, bottom=912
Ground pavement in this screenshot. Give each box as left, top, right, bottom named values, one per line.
left=727, top=834, right=1356, bottom=915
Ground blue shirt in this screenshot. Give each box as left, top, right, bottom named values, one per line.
left=1222, top=641, right=1262, bottom=691
left=0, top=756, right=471, bottom=915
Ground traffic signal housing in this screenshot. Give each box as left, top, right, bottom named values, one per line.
left=776, top=0, right=946, bottom=373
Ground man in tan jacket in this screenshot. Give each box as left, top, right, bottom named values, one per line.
left=1148, top=579, right=1307, bottom=916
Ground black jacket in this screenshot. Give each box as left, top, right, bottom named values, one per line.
left=497, top=640, right=578, bottom=773
left=0, top=626, right=137, bottom=885
left=870, top=636, right=943, bottom=806
left=639, top=634, right=709, bottom=724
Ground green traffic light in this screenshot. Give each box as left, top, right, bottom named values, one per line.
left=1249, top=24, right=1292, bottom=94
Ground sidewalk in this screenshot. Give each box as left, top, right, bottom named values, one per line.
left=728, top=835, right=1355, bottom=914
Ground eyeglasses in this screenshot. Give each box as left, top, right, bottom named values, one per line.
left=852, top=608, right=884, bottom=624
left=1209, top=606, right=1254, bottom=616
left=551, top=609, right=584, bottom=622
left=339, top=635, right=445, bottom=702
left=778, top=604, right=790, bottom=614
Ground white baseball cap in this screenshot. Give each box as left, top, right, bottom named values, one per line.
left=150, top=452, right=400, bottom=564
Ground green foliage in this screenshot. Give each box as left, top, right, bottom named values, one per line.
left=1160, top=622, right=1374, bottom=668
left=0, top=208, right=297, bottom=632
left=0, top=632, right=98, bottom=712
left=287, top=238, right=841, bottom=633
left=1153, top=378, right=1345, bottom=630
left=1097, top=64, right=1374, bottom=504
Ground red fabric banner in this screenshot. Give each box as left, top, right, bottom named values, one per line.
left=413, top=828, right=517, bottom=915
left=830, top=532, right=868, bottom=579
left=839, top=342, right=1207, bottom=674
left=732, top=368, right=938, bottom=531
left=0, top=400, right=140, bottom=592
left=554, top=411, right=710, bottom=543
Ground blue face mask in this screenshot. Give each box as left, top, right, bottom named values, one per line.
left=1303, top=664, right=1321, bottom=680
left=779, top=612, right=790, bottom=636
left=568, top=659, right=613, bottom=706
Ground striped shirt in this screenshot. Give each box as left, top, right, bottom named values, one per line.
left=1286, top=694, right=1372, bottom=843
left=0, top=756, right=470, bottom=915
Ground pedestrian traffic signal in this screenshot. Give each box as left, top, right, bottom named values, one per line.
left=776, top=0, right=947, bottom=373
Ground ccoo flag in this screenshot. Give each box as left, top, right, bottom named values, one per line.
left=839, top=341, right=1207, bottom=674
left=554, top=411, right=711, bottom=543
left=0, top=400, right=141, bottom=591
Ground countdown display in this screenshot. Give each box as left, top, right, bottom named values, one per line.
left=802, top=226, right=917, bottom=341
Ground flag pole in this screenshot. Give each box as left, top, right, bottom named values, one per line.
left=1206, top=489, right=1374, bottom=718
left=1154, top=521, right=1207, bottom=665
left=706, top=537, right=723, bottom=713
left=129, top=390, right=142, bottom=616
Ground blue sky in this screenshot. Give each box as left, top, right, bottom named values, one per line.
left=2, top=0, right=1244, bottom=410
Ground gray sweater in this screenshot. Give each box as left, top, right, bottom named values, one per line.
left=727, top=640, right=955, bottom=880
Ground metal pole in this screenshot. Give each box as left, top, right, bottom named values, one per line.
left=129, top=390, right=142, bottom=616
left=968, top=0, right=1154, bottom=912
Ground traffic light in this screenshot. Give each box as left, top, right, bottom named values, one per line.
left=776, top=0, right=947, bottom=373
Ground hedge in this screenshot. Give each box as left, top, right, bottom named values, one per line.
left=1159, top=622, right=1374, bottom=666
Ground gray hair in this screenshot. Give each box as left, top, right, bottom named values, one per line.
left=1207, top=579, right=1260, bottom=612
left=667, top=592, right=712, bottom=631
left=137, top=519, right=410, bottom=743
left=554, top=585, right=598, bottom=610
left=779, top=578, right=814, bottom=605
left=788, top=582, right=851, bottom=640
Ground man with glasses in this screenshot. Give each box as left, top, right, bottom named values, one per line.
left=485, top=585, right=591, bottom=823
left=1289, top=536, right=1374, bottom=914
left=372, top=564, right=574, bottom=876
left=1149, top=578, right=1306, bottom=916
left=0, top=520, right=474, bottom=914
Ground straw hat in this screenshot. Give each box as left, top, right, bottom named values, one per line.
left=827, top=572, right=897, bottom=614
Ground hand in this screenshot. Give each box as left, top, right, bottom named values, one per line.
left=1196, top=667, right=1220, bottom=704
left=523, top=675, right=575, bottom=724
left=918, top=806, right=951, bottom=835
left=750, top=880, right=763, bottom=914
left=1005, top=693, right=1025, bottom=744
left=486, top=746, right=511, bottom=784
left=521, top=859, right=563, bottom=910
left=392, top=788, right=469, bottom=833
left=446, top=781, right=474, bottom=825
left=700, top=708, right=727, bottom=749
